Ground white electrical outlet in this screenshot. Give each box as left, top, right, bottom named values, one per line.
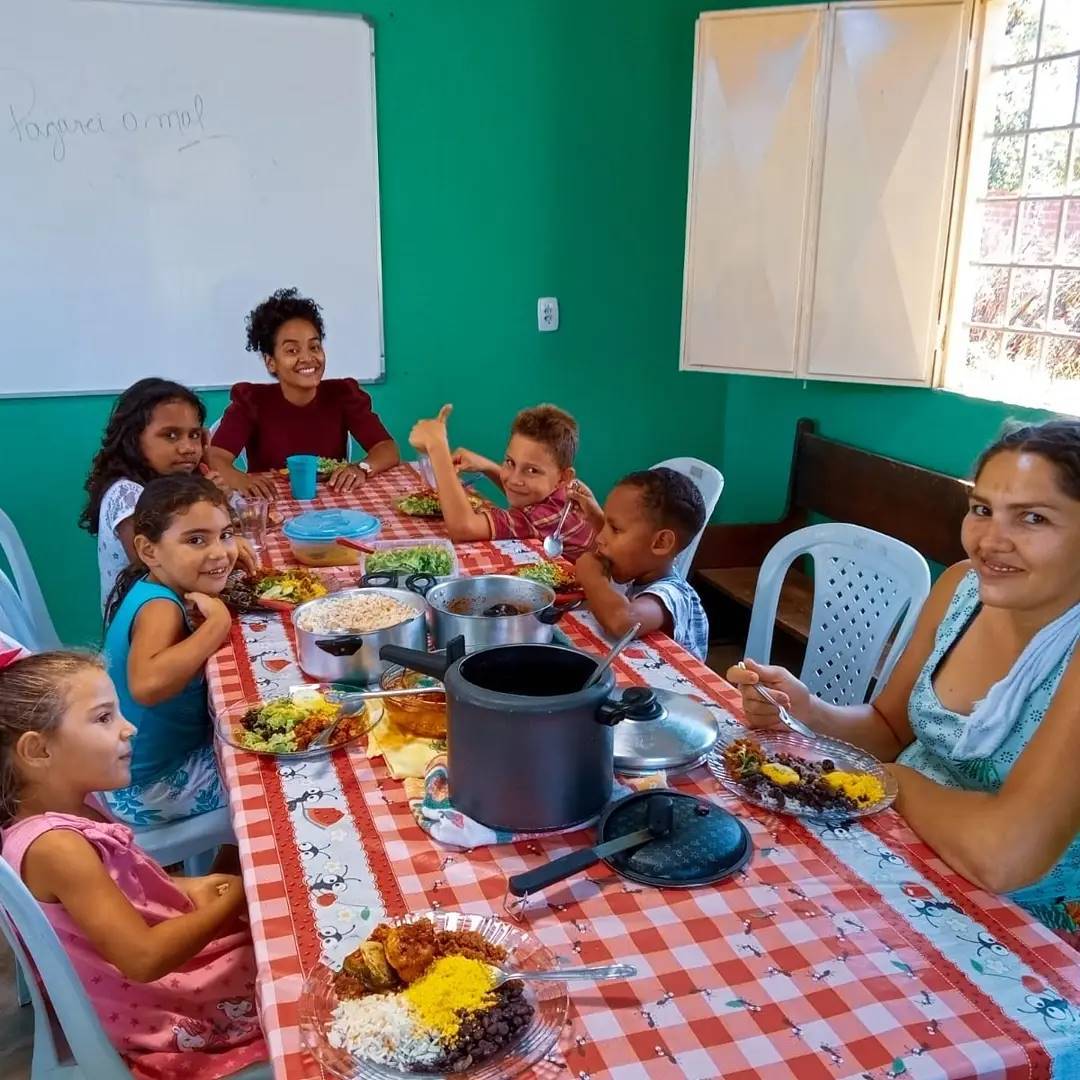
left=537, top=296, right=559, bottom=332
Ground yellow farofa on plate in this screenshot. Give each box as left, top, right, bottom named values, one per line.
left=820, top=770, right=885, bottom=805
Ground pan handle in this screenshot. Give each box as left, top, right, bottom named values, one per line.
left=537, top=598, right=583, bottom=625
left=316, top=636, right=365, bottom=657
left=507, top=848, right=602, bottom=897
left=363, top=571, right=436, bottom=596
left=379, top=635, right=465, bottom=679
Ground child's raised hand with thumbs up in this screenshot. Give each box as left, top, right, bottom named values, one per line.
left=405, top=403, right=598, bottom=559
left=408, top=403, right=453, bottom=455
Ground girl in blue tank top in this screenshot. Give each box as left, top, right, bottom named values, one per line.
left=102, top=475, right=238, bottom=826
left=728, top=419, right=1080, bottom=941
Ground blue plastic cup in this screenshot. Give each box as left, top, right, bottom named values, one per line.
left=286, top=455, right=318, bottom=500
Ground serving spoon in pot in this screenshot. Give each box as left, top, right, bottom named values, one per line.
left=583, top=623, right=641, bottom=689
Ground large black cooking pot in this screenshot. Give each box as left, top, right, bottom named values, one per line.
left=380, top=636, right=655, bottom=832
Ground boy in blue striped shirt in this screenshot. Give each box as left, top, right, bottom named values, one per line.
left=573, top=467, right=709, bottom=660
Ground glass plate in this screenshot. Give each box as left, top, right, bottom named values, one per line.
left=707, top=728, right=897, bottom=820
left=213, top=684, right=378, bottom=760
left=300, top=911, right=568, bottom=1079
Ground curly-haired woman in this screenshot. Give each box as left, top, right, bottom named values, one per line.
left=207, top=287, right=399, bottom=497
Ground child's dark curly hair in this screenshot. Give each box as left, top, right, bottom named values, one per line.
left=80, top=379, right=206, bottom=536
left=617, top=467, right=707, bottom=552
left=245, top=287, right=326, bottom=357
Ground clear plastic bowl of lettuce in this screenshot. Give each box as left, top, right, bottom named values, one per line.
left=214, top=685, right=378, bottom=758
left=361, top=539, right=458, bottom=581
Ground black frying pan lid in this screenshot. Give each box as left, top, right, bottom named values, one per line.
left=601, top=789, right=752, bottom=887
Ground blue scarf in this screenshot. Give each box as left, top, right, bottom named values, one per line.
left=951, top=598, right=1080, bottom=760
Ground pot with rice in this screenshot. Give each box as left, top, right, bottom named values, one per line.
left=294, top=587, right=428, bottom=685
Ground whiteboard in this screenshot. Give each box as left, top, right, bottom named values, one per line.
left=0, top=0, right=384, bottom=397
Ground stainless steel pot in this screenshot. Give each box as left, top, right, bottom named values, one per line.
left=380, top=637, right=659, bottom=832
left=424, top=574, right=579, bottom=651
left=293, top=587, right=428, bottom=685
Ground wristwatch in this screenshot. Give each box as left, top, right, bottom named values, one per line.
left=356, top=461, right=372, bottom=475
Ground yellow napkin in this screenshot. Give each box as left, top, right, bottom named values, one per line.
left=366, top=714, right=443, bottom=780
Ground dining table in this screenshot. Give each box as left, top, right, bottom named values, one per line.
left=206, top=463, right=1080, bottom=1080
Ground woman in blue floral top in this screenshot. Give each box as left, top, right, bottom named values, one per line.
left=729, top=419, right=1080, bottom=940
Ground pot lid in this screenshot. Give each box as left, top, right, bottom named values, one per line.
left=602, top=789, right=752, bottom=887
left=612, top=687, right=720, bottom=775
left=283, top=508, right=381, bottom=543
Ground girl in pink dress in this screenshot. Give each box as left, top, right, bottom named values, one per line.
left=0, top=651, right=267, bottom=1079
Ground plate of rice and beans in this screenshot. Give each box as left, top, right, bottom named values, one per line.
left=300, top=912, right=566, bottom=1079
left=708, top=730, right=896, bottom=819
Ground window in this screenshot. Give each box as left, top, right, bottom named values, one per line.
left=944, top=0, right=1080, bottom=411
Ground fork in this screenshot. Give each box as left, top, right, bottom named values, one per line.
left=488, top=962, right=636, bottom=989
left=737, top=662, right=818, bottom=739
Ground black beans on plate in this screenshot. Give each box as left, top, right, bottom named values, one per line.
left=423, top=983, right=535, bottom=1073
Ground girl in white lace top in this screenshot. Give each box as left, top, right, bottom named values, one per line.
left=81, top=379, right=251, bottom=612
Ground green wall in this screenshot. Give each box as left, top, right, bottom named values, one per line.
left=0, top=0, right=1058, bottom=647
left=717, top=377, right=1055, bottom=523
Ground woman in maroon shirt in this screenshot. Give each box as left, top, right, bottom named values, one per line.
left=208, top=288, right=399, bottom=498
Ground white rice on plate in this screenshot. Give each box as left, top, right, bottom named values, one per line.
left=297, top=593, right=417, bottom=634
left=329, top=994, right=442, bottom=1069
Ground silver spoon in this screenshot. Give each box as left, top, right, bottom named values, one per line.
left=488, top=961, right=636, bottom=990
left=737, top=662, right=817, bottom=739
left=584, top=622, right=641, bottom=689
left=543, top=497, right=574, bottom=558
left=309, top=685, right=444, bottom=748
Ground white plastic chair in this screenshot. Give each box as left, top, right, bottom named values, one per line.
left=0, top=508, right=61, bottom=652
left=133, top=807, right=236, bottom=877
left=0, top=857, right=270, bottom=1079
left=651, top=457, right=725, bottom=580
left=745, top=523, right=931, bottom=706
left=207, top=417, right=247, bottom=471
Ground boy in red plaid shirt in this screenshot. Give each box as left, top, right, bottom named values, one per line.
left=408, top=403, right=596, bottom=560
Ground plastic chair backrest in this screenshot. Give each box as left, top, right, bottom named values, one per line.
left=0, top=508, right=60, bottom=652
left=745, top=522, right=931, bottom=705
left=650, top=458, right=725, bottom=580
left=207, top=417, right=247, bottom=472
left=133, top=806, right=236, bottom=877
left=0, top=857, right=128, bottom=1077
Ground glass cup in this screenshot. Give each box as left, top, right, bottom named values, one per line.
left=231, top=494, right=269, bottom=553
left=286, top=454, right=318, bottom=500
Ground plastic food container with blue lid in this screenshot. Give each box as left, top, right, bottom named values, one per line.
left=282, top=509, right=381, bottom=567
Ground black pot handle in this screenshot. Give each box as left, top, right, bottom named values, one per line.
left=507, top=848, right=601, bottom=897
left=316, top=635, right=365, bottom=657
left=596, top=686, right=660, bottom=726
left=406, top=573, right=436, bottom=596
left=537, top=598, right=583, bottom=625
left=362, top=571, right=398, bottom=589
left=362, top=571, right=436, bottom=596
left=379, top=635, right=464, bottom=679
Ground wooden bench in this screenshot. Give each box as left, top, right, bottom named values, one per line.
left=693, top=419, right=972, bottom=646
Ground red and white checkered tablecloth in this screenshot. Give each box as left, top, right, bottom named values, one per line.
left=208, top=466, right=1080, bottom=1080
